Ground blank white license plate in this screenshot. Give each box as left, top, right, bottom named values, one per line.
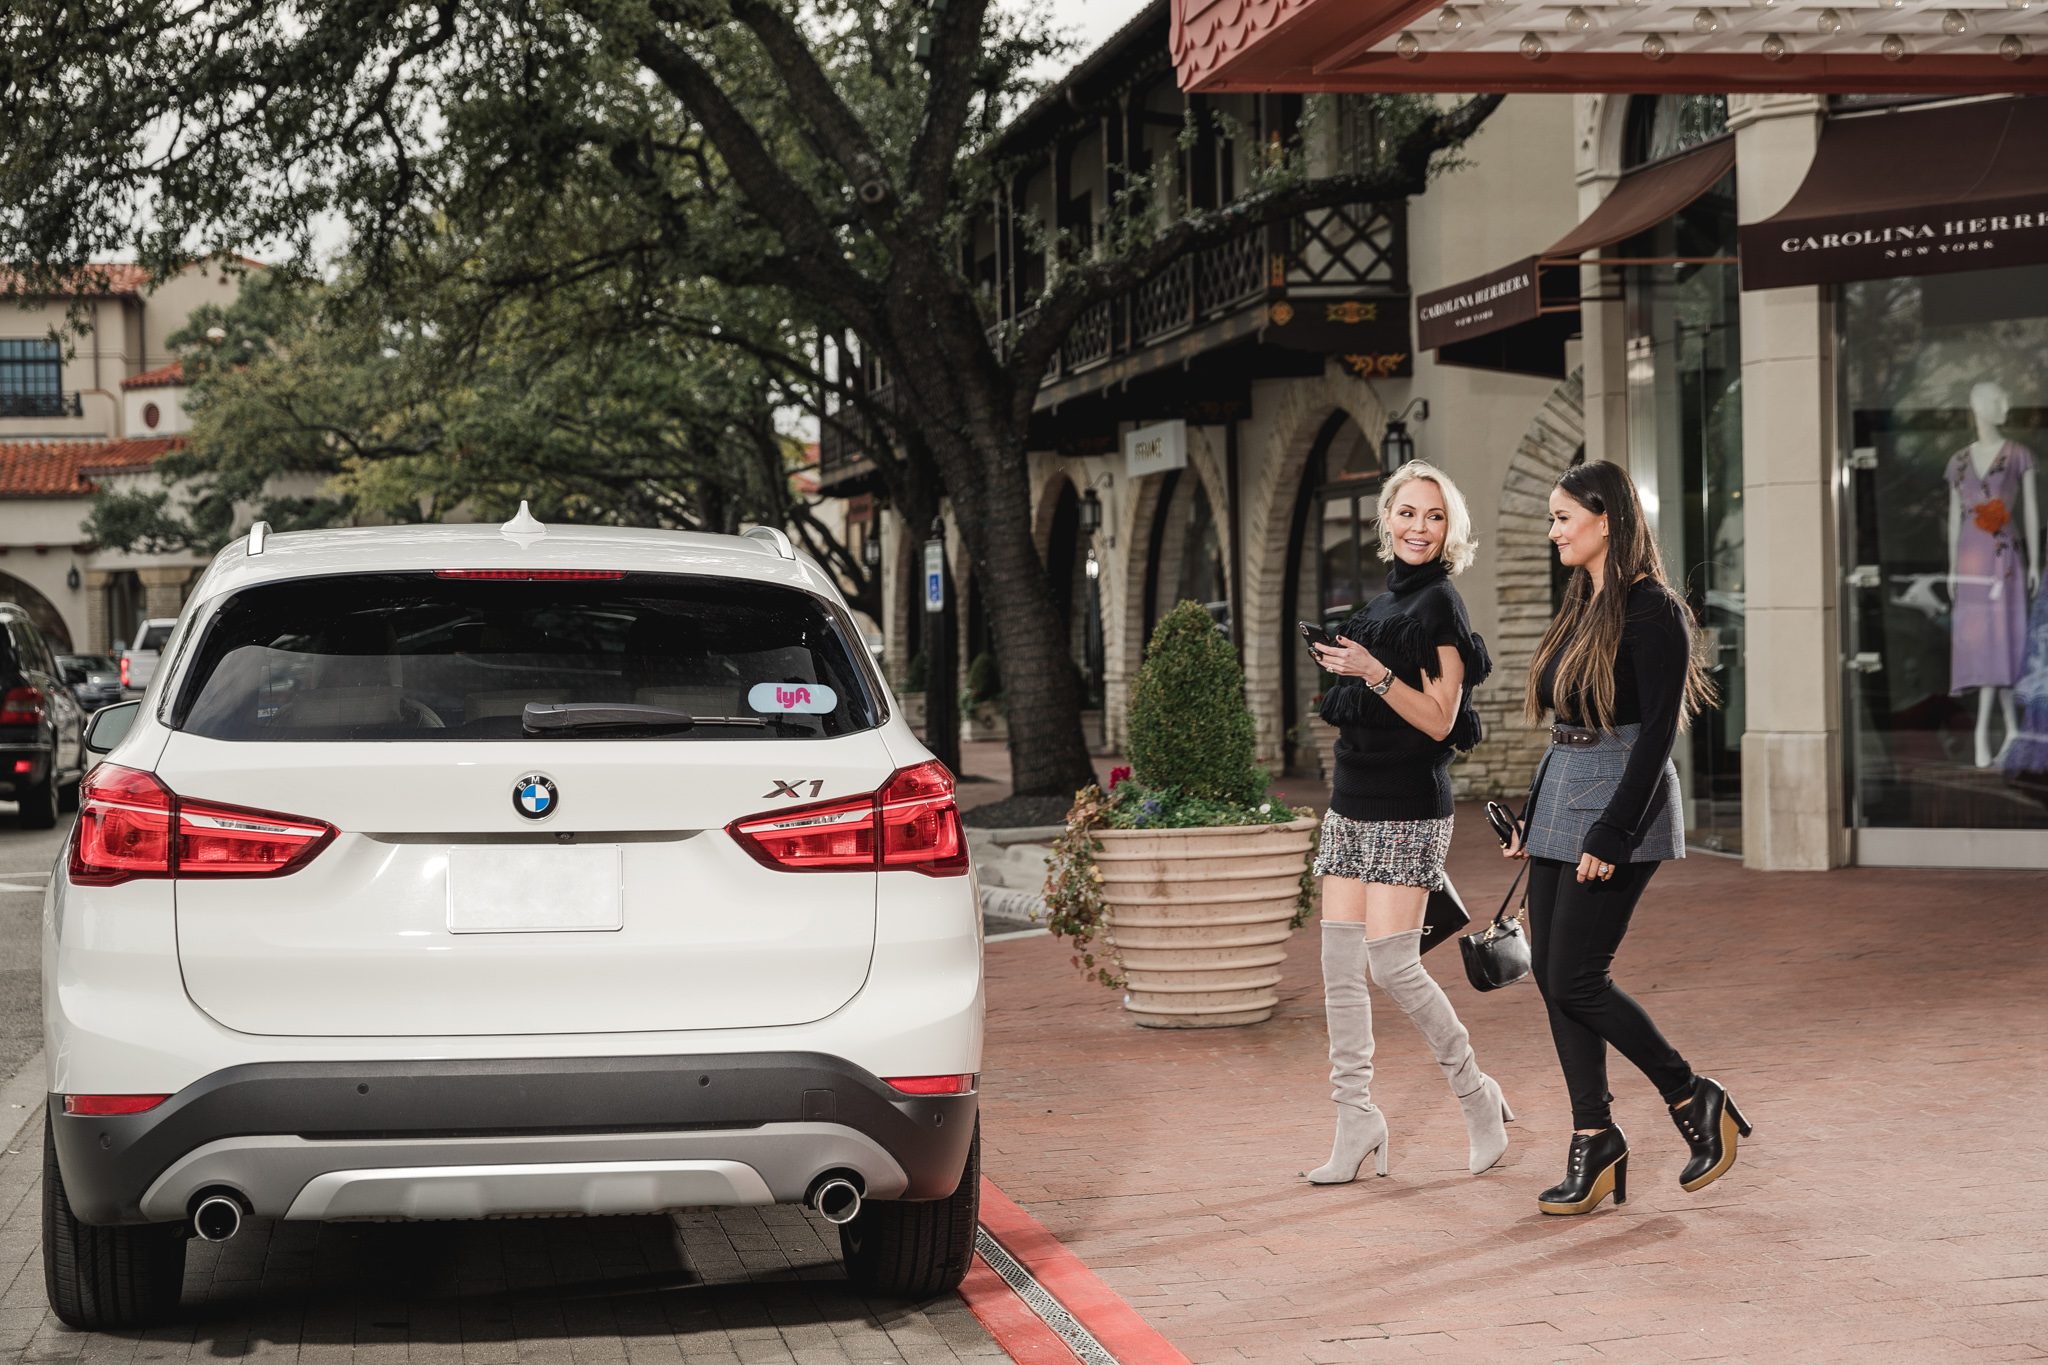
left=447, top=846, right=623, bottom=934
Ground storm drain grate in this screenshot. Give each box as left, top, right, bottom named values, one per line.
left=973, top=1226, right=1120, bottom=1365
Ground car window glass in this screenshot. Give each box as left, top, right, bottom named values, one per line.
left=176, top=572, right=877, bottom=742
left=4, top=622, right=34, bottom=675
left=139, top=624, right=174, bottom=651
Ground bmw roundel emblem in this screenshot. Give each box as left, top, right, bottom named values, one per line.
left=513, top=773, right=559, bottom=820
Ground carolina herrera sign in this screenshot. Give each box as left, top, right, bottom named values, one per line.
left=1417, top=257, right=1540, bottom=351
left=1741, top=207, right=2048, bottom=290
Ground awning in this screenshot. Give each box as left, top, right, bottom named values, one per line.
left=1740, top=97, right=2048, bottom=292
left=1416, top=135, right=1737, bottom=377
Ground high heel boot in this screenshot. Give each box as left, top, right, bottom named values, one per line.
left=1537, top=1126, right=1629, bottom=1215
left=1366, top=929, right=1511, bottom=1174
left=1307, top=922, right=1389, bottom=1183
left=1670, top=1075, right=1752, bottom=1192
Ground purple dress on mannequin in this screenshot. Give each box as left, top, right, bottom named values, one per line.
left=1947, top=440, right=2036, bottom=692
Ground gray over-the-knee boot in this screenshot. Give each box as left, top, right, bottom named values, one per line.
left=1366, top=927, right=1513, bottom=1175
left=1308, top=921, right=1389, bottom=1183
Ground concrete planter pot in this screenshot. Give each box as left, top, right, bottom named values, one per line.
left=1094, top=816, right=1317, bottom=1028
left=961, top=699, right=1008, bottom=745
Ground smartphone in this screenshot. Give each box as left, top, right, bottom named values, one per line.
left=1298, top=620, right=1338, bottom=650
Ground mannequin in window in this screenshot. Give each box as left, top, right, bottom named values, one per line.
left=1947, top=381, right=2042, bottom=768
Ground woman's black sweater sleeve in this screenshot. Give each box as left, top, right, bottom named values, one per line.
left=1582, top=586, right=1689, bottom=866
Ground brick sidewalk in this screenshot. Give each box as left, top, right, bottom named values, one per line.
left=979, top=807, right=2048, bottom=1363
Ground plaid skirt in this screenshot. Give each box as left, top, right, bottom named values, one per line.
left=1313, top=810, right=1453, bottom=891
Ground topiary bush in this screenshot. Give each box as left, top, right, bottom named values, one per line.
left=1126, top=599, right=1263, bottom=807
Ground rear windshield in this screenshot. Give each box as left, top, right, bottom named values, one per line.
left=174, top=572, right=878, bottom=741
left=138, top=625, right=174, bottom=651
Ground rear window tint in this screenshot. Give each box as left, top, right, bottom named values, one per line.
left=175, top=573, right=878, bottom=741
left=139, top=625, right=174, bottom=650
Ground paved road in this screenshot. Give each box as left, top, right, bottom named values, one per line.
left=0, top=814, right=1004, bottom=1365
left=0, top=808, right=70, bottom=1092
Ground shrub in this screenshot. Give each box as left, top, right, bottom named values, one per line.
left=901, top=651, right=927, bottom=693
left=1126, top=599, right=1262, bottom=807
left=965, top=650, right=1001, bottom=703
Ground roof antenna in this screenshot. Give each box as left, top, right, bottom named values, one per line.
left=501, top=501, right=546, bottom=537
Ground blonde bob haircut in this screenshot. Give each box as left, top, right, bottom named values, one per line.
left=1375, top=459, right=1477, bottom=575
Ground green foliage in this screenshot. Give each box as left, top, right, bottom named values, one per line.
left=965, top=651, right=1000, bottom=703
left=901, top=651, right=928, bottom=694
left=1126, top=600, right=1263, bottom=809
left=1100, top=778, right=1293, bottom=832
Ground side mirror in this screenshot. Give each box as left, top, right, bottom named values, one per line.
left=85, top=701, right=141, bottom=756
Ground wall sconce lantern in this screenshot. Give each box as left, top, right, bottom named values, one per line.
left=67, top=566, right=81, bottom=591
left=1379, top=399, right=1430, bottom=474
left=862, top=533, right=882, bottom=570
left=1079, top=489, right=1103, bottom=535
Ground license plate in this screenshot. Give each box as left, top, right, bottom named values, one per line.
left=447, top=846, right=623, bottom=933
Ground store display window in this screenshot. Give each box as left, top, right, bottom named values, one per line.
left=1841, top=263, right=2048, bottom=830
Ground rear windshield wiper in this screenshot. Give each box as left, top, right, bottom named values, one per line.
left=523, top=703, right=776, bottom=733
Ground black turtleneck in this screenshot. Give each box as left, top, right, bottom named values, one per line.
left=1318, top=557, right=1488, bottom=823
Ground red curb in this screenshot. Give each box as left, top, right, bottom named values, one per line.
left=958, top=1253, right=1085, bottom=1365
left=976, top=1177, right=1193, bottom=1365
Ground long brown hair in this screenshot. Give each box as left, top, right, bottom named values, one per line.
left=1523, top=460, right=1715, bottom=730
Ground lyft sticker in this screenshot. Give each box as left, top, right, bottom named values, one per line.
left=748, top=682, right=837, bottom=714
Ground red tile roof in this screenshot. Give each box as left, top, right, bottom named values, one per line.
left=0, top=263, right=152, bottom=298
left=122, top=362, right=185, bottom=390
left=1171, top=0, right=1319, bottom=90
left=0, top=438, right=179, bottom=497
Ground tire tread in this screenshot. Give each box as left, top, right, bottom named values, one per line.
left=42, top=1112, right=185, bottom=1330
left=839, top=1120, right=979, bottom=1299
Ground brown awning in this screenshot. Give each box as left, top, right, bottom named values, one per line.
left=1415, top=136, right=1737, bottom=372
left=1741, top=97, right=2048, bottom=292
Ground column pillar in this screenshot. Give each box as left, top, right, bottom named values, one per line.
left=85, top=571, right=113, bottom=657
left=1730, top=94, right=1845, bottom=871
left=136, top=566, right=194, bottom=620
left=1574, top=95, right=1629, bottom=469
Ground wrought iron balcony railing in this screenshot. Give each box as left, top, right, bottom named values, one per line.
left=0, top=392, right=84, bottom=419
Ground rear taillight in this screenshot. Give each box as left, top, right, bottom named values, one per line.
left=0, top=685, right=44, bottom=724
left=63, top=1094, right=170, bottom=1116
left=883, top=1074, right=976, bottom=1095
left=120, top=657, right=130, bottom=686
left=70, top=763, right=335, bottom=886
left=728, top=760, right=967, bottom=877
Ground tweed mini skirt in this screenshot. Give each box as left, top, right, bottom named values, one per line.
left=1313, top=810, right=1454, bottom=891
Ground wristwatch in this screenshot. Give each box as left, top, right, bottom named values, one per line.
left=1367, top=667, right=1394, bottom=696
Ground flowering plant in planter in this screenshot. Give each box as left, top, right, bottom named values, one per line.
left=1042, top=601, right=1318, bottom=1017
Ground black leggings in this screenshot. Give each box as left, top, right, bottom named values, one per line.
left=1525, top=857, right=1695, bottom=1130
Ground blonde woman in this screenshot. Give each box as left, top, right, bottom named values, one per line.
left=1305, top=460, right=1510, bottom=1183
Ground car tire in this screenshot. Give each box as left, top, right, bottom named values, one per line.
left=41, top=1112, right=187, bottom=1330
left=18, top=769, right=58, bottom=830
left=839, top=1118, right=979, bottom=1299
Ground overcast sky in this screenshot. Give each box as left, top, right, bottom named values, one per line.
left=1038, top=0, right=1151, bottom=75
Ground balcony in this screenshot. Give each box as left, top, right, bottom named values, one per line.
left=0, top=392, right=85, bottom=419
left=818, top=201, right=1405, bottom=490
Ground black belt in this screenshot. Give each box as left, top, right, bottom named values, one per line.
left=1550, top=725, right=1600, bottom=747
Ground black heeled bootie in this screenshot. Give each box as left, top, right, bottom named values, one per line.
left=1671, top=1075, right=1752, bottom=1193
left=1536, top=1125, right=1629, bottom=1216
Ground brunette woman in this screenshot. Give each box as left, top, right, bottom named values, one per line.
left=1504, top=459, right=1751, bottom=1216
left=1305, top=461, right=1510, bottom=1184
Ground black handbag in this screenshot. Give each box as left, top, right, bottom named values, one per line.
left=1459, top=863, right=1533, bottom=992
left=1418, top=879, right=1470, bottom=956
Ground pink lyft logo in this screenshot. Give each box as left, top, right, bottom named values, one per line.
left=747, top=681, right=838, bottom=714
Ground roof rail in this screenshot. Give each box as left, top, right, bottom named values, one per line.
left=742, top=525, right=796, bottom=560
left=247, top=521, right=271, bottom=556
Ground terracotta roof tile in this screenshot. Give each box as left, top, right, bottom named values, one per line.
left=0, top=438, right=179, bottom=497
left=0, top=263, right=152, bottom=298
left=122, top=361, right=185, bottom=390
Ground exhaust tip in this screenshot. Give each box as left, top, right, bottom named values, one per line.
left=809, top=1177, right=862, bottom=1225
left=192, top=1194, right=243, bottom=1242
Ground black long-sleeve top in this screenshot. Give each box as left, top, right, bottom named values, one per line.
left=1536, top=577, right=1690, bottom=866
left=1319, top=559, right=1489, bottom=823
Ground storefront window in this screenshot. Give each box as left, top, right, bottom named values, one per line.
left=1623, top=167, right=1745, bottom=852
left=1840, top=263, right=2048, bottom=830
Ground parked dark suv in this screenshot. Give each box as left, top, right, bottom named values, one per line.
left=0, top=606, right=86, bottom=826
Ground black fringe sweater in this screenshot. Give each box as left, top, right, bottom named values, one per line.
left=1318, top=558, right=1490, bottom=823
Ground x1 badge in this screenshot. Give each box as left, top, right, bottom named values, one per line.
left=762, top=779, right=825, bottom=799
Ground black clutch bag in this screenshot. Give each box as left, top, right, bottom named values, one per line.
left=1418, top=878, right=1470, bottom=956
left=1459, top=864, right=1533, bottom=992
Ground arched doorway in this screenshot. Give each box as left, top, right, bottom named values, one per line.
left=0, top=571, right=73, bottom=651
left=1280, top=413, right=1383, bottom=769
left=105, top=570, right=144, bottom=653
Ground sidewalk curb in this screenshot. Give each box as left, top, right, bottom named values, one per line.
left=958, top=1252, right=1085, bottom=1365
left=973, top=1178, right=1191, bottom=1365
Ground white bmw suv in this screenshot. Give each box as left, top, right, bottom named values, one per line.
left=42, top=514, right=983, bottom=1329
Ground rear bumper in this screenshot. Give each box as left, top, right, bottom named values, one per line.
left=51, top=1052, right=977, bottom=1225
